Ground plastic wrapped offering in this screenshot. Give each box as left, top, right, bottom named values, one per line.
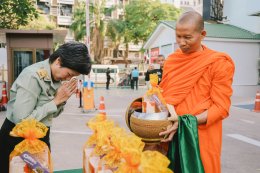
left=9, top=119, right=52, bottom=173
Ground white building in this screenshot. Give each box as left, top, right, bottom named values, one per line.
left=223, top=0, right=260, bottom=34
left=36, top=0, right=75, bottom=41
left=160, top=0, right=203, bottom=14
left=143, top=21, right=260, bottom=96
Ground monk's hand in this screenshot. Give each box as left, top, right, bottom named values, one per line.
left=159, top=120, right=178, bottom=142
left=53, top=78, right=77, bottom=105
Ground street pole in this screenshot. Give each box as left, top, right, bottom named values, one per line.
left=84, top=0, right=91, bottom=83
left=86, top=0, right=90, bottom=54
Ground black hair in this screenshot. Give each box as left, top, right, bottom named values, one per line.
left=49, top=42, right=92, bottom=75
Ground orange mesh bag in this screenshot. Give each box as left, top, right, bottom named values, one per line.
left=83, top=113, right=115, bottom=173
left=9, top=119, right=52, bottom=173
left=143, top=74, right=167, bottom=113
left=115, top=142, right=172, bottom=173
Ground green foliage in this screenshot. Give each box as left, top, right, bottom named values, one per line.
left=0, top=0, right=39, bottom=29
left=70, top=0, right=109, bottom=63
left=70, top=1, right=86, bottom=41
left=19, top=15, right=56, bottom=30
left=124, top=0, right=181, bottom=44
left=70, top=1, right=107, bottom=41
left=106, top=19, right=125, bottom=43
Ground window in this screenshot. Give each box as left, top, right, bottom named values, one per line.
left=13, top=50, right=33, bottom=80
left=60, top=4, right=72, bottom=16
left=12, top=49, right=51, bottom=80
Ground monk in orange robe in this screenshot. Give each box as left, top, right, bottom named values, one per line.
left=159, top=11, right=235, bottom=173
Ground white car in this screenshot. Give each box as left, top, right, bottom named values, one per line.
left=87, top=64, right=120, bottom=85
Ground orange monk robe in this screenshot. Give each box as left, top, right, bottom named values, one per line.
left=160, top=46, right=235, bottom=173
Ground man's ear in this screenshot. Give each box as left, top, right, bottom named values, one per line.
left=201, top=30, right=207, bottom=39
left=55, top=57, right=61, bottom=67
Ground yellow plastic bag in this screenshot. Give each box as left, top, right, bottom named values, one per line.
left=83, top=113, right=115, bottom=173
left=143, top=74, right=167, bottom=113
left=9, top=119, right=52, bottom=173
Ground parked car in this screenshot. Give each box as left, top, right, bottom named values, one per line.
left=86, top=64, right=120, bottom=85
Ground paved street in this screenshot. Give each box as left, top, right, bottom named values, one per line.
left=1, top=87, right=260, bottom=173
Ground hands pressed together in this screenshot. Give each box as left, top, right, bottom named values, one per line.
left=53, top=78, right=77, bottom=106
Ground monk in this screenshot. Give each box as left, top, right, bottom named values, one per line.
left=159, top=11, right=235, bottom=173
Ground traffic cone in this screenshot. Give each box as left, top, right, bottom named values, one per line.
left=253, top=91, right=260, bottom=112
left=0, top=82, right=8, bottom=111
left=98, top=96, right=106, bottom=115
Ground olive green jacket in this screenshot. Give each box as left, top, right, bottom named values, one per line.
left=6, top=59, right=64, bottom=126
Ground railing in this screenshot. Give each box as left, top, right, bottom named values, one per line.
left=57, top=0, right=74, bottom=5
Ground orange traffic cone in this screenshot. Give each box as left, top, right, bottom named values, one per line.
left=99, top=96, right=106, bottom=115
left=0, top=82, right=8, bottom=111
left=253, top=91, right=260, bottom=112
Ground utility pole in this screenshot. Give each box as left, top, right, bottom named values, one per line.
left=84, top=0, right=91, bottom=84
left=86, top=0, right=91, bottom=54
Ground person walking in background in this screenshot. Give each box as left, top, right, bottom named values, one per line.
left=131, top=67, right=139, bottom=90
left=159, top=11, right=235, bottom=173
left=106, top=67, right=111, bottom=90
left=78, top=79, right=83, bottom=108
left=0, top=42, right=92, bottom=173
left=129, top=69, right=134, bottom=89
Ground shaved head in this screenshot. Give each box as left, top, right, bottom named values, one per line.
left=175, top=11, right=206, bottom=54
left=177, top=11, right=204, bottom=32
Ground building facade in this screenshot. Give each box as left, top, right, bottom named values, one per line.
left=0, top=29, right=67, bottom=90
left=223, top=0, right=260, bottom=34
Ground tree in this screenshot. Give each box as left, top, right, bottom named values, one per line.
left=124, top=0, right=181, bottom=44
left=70, top=0, right=107, bottom=64
left=91, top=0, right=106, bottom=64
left=119, top=0, right=180, bottom=64
left=0, top=0, right=38, bottom=29
left=106, top=0, right=180, bottom=65
left=19, top=15, right=56, bottom=30
left=106, top=19, right=126, bottom=59
left=70, top=1, right=86, bottom=41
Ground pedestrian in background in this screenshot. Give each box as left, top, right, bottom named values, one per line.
left=154, top=54, right=165, bottom=84
left=106, top=67, right=111, bottom=90
left=145, top=54, right=165, bottom=88
left=131, top=67, right=139, bottom=90
left=159, top=11, right=235, bottom=173
left=145, top=64, right=154, bottom=89
left=129, top=69, right=134, bottom=89
left=0, top=42, right=92, bottom=173
left=78, top=79, right=83, bottom=108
